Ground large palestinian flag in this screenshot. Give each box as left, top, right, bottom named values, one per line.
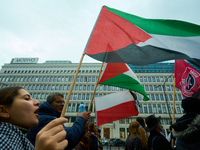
left=99, top=63, right=149, bottom=101
left=84, top=6, right=200, bottom=67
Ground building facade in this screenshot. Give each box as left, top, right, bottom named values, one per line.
left=1, top=58, right=198, bottom=140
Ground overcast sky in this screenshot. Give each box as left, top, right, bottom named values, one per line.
left=0, top=0, right=199, bottom=67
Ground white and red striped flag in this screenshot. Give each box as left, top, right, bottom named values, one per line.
left=95, top=90, right=139, bottom=126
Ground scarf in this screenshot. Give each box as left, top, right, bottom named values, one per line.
left=0, top=122, right=34, bottom=150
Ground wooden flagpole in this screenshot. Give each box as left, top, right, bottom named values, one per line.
left=171, top=78, right=176, bottom=148
left=60, top=54, right=85, bottom=117
left=88, top=62, right=104, bottom=112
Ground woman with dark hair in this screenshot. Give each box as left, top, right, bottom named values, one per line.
left=136, top=117, right=149, bottom=150
left=125, top=121, right=142, bottom=150
left=89, top=122, right=98, bottom=150
left=0, top=86, right=68, bottom=150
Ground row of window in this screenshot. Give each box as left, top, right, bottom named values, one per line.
left=144, top=85, right=179, bottom=91
left=3, top=69, right=100, bottom=74
left=23, top=84, right=124, bottom=92
left=145, top=94, right=183, bottom=101
left=140, top=76, right=173, bottom=82
left=1, top=75, right=175, bottom=84
left=120, top=117, right=172, bottom=125
left=0, top=76, right=99, bottom=83
left=137, top=104, right=182, bottom=114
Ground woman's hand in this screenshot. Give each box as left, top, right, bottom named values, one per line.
left=35, top=118, right=68, bottom=150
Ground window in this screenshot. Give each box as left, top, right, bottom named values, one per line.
left=78, top=94, right=81, bottom=100
left=108, top=86, right=111, bottom=91
left=162, top=105, right=167, bottom=113
left=82, top=94, right=85, bottom=100
left=35, top=85, right=39, bottom=90
left=43, top=85, right=47, bottom=90
left=149, top=85, right=153, bottom=91
left=140, top=77, right=143, bottom=82
left=160, top=95, right=164, bottom=101
left=59, top=85, right=63, bottom=90
left=55, top=85, right=59, bottom=90
left=156, top=94, right=159, bottom=100
left=145, top=85, right=149, bottom=91
left=144, top=105, right=148, bottom=113
left=148, top=105, right=152, bottom=113
left=169, top=94, right=173, bottom=101
left=144, top=77, right=147, bottom=82
left=139, top=105, right=143, bottom=113
left=87, top=85, right=90, bottom=91
left=91, top=85, right=94, bottom=90
left=35, top=77, right=38, bottom=82
left=51, top=85, right=55, bottom=90
left=67, top=103, right=71, bottom=112
left=75, top=85, right=78, bottom=90
left=176, top=104, right=181, bottom=113
left=154, top=85, right=158, bottom=91
left=92, top=77, right=95, bottom=82
left=157, top=105, right=162, bottom=113
left=83, top=85, right=86, bottom=90
left=50, top=77, right=53, bottom=82
left=73, top=94, right=77, bottom=100
left=166, top=85, right=170, bottom=91
left=148, top=77, right=151, bottom=82
left=32, top=85, right=35, bottom=90
left=47, top=85, right=51, bottom=90
left=88, top=77, right=91, bottom=82
left=156, top=77, right=160, bottom=82
left=158, top=86, right=162, bottom=91
left=160, top=77, right=164, bottom=82
left=152, top=77, right=155, bottom=82
left=86, top=94, right=89, bottom=100
left=69, top=77, right=72, bottom=82
left=153, top=105, right=157, bottom=113
left=151, top=95, right=155, bottom=100
left=76, top=77, right=79, bottom=82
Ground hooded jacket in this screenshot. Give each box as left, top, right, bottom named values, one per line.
left=172, top=113, right=200, bottom=150
left=26, top=102, right=86, bottom=150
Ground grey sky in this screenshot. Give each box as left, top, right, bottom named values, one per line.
left=0, top=0, right=199, bottom=67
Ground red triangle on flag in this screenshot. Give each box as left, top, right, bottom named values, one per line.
left=99, top=63, right=129, bottom=83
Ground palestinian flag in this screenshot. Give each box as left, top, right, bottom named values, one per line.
left=99, top=63, right=149, bottom=101
left=84, top=6, right=200, bottom=67
left=95, top=90, right=139, bottom=126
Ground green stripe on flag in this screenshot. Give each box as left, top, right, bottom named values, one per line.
left=100, top=73, right=149, bottom=101
left=105, top=6, right=200, bottom=37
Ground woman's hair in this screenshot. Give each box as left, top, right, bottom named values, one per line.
left=128, top=121, right=140, bottom=136
left=0, top=86, right=23, bottom=106
left=136, top=117, right=145, bottom=128
left=89, top=122, right=96, bottom=132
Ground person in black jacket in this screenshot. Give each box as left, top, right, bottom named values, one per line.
left=171, top=97, right=200, bottom=150
left=27, top=92, right=91, bottom=150
left=125, top=121, right=142, bottom=150
left=145, top=115, right=173, bottom=150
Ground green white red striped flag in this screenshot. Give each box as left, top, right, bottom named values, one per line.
left=84, top=6, right=200, bottom=67
left=99, top=63, right=149, bottom=101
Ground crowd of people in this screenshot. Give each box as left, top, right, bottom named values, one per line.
left=0, top=86, right=200, bottom=150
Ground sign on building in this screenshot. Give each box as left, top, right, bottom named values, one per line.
left=11, top=58, right=39, bottom=64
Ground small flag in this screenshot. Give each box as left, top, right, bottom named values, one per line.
left=95, top=91, right=139, bottom=126
left=175, top=60, right=200, bottom=98
left=99, top=63, right=149, bottom=101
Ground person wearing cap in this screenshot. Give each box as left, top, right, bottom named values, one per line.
left=145, top=115, right=173, bottom=150
left=171, top=97, right=200, bottom=150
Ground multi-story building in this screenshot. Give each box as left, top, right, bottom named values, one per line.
left=1, top=57, right=198, bottom=140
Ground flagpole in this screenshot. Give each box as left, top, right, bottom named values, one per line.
left=88, top=62, right=104, bottom=111
left=60, top=54, right=85, bottom=117
left=171, top=78, right=176, bottom=148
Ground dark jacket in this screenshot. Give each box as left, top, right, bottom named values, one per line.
left=89, top=133, right=98, bottom=150
left=148, top=130, right=173, bottom=150
left=125, top=135, right=142, bottom=150
left=26, top=102, right=86, bottom=150
left=172, top=113, right=200, bottom=150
